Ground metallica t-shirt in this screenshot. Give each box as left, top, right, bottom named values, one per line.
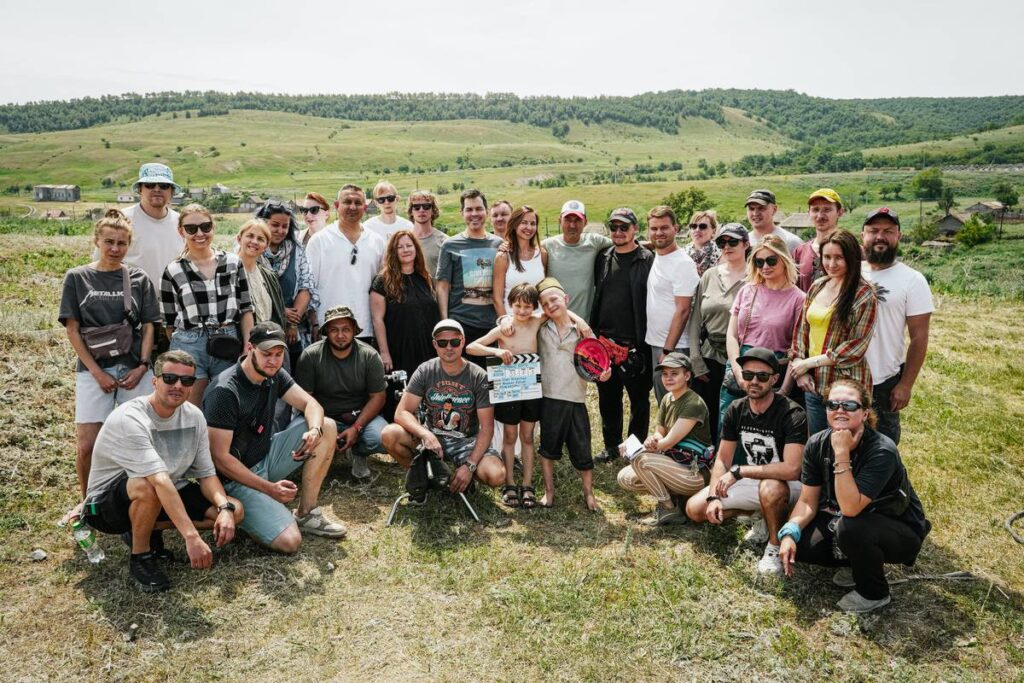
left=721, top=392, right=807, bottom=466
left=405, top=358, right=491, bottom=439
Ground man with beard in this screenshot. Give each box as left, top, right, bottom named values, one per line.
left=860, top=208, right=933, bottom=445
left=542, top=200, right=612, bottom=318
left=119, top=163, right=184, bottom=288
left=205, top=323, right=346, bottom=553
left=793, top=189, right=844, bottom=291
left=294, top=306, right=387, bottom=481
left=745, top=189, right=802, bottom=254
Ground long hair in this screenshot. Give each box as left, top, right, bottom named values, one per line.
left=747, top=234, right=796, bottom=286
left=380, top=230, right=433, bottom=302
left=822, top=229, right=865, bottom=328
left=255, top=200, right=299, bottom=244
left=505, top=206, right=540, bottom=273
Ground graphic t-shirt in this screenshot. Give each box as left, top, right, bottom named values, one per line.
left=542, top=233, right=613, bottom=318
left=645, top=248, right=700, bottom=348
left=721, top=393, right=808, bottom=466
left=862, top=262, right=934, bottom=384
left=435, top=232, right=503, bottom=329
left=657, top=389, right=712, bottom=447
left=59, top=264, right=162, bottom=371
left=405, top=358, right=491, bottom=439
left=86, top=397, right=214, bottom=499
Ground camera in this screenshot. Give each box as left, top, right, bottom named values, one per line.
left=384, top=369, right=408, bottom=402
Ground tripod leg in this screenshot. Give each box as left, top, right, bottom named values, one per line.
left=385, top=492, right=410, bottom=527
left=457, top=491, right=481, bottom=523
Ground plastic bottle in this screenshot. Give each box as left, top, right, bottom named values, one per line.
left=72, top=520, right=105, bottom=563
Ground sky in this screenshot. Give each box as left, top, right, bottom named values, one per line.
left=2, top=0, right=1022, bottom=104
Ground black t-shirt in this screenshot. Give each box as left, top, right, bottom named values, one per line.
left=597, top=250, right=637, bottom=341
left=721, top=393, right=807, bottom=466
left=203, top=362, right=296, bottom=468
left=802, top=427, right=929, bottom=538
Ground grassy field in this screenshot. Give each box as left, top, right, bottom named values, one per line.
left=865, top=124, right=1024, bottom=159
left=1, top=228, right=1023, bottom=681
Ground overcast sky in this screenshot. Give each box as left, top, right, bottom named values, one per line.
left=2, top=0, right=1021, bottom=104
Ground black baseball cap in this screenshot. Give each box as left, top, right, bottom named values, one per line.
left=736, top=347, right=780, bottom=374
left=249, top=321, right=288, bottom=351
left=745, top=189, right=777, bottom=206
left=607, top=207, right=639, bottom=226
left=864, top=206, right=901, bottom=228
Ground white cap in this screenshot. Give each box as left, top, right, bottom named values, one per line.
left=560, top=200, right=586, bottom=220
left=432, top=319, right=465, bottom=337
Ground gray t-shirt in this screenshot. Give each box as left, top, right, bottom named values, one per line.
left=294, top=339, right=387, bottom=418
left=749, top=226, right=803, bottom=255
left=435, top=232, right=503, bottom=330
left=406, top=358, right=491, bottom=440
left=58, top=264, right=162, bottom=371
left=542, top=233, right=613, bottom=318
left=86, top=396, right=215, bottom=499
left=417, top=228, right=448, bottom=280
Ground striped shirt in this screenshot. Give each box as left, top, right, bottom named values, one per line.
left=790, top=277, right=877, bottom=396
left=160, top=251, right=252, bottom=329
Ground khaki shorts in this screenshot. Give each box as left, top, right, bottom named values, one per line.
left=694, top=478, right=801, bottom=512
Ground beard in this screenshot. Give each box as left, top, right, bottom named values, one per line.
left=866, top=242, right=898, bottom=265
left=328, top=338, right=353, bottom=354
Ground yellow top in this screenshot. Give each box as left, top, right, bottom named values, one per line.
left=806, top=297, right=834, bottom=356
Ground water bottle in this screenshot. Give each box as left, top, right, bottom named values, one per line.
left=72, top=520, right=105, bottom=564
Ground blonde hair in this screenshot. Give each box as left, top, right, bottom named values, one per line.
left=373, top=180, right=398, bottom=197
left=237, top=218, right=271, bottom=243
left=177, top=203, right=214, bottom=228
left=748, top=234, right=797, bottom=285
left=93, top=208, right=133, bottom=244
left=688, top=210, right=719, bottom=232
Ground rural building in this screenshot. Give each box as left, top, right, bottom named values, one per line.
left=936, top=213, right=967, bottom=237
left=188, top=188, right=206, bottom=200
left=773, top=210, right=788, bottom=225
left=211, top=183, right=230, bottom=195
left=170, top=193, right=187, bottom=206
left=780, top=212, right=812, bottom=233
left=239, top=195, right=264, bottom=212
left=116, top=192, right=135, bottom=203
left=964, top=200, right=1004, bottom=215
left=33, top=184, right=80, bottom=202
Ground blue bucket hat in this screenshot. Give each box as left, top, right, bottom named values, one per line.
left=132, top=162, right=180, bottom=192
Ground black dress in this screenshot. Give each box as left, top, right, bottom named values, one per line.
left=370, top=272, right=440, bottom=376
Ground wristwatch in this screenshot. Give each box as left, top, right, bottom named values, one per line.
left=139, top=360, right=152, bottom=370
left=217, top=502, right=236, bottom=513
left=662, top=348, right=673, bottom=356
left=466, top=460, right=478, bottom=474
left=730, top=464, right=743, bottom=480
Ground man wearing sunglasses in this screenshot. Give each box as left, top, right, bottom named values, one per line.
left=115, top=163, right=185, bottom=289
left=406, top=190, right=448, bottom=277
left=381, top=319, right=505, bottom=502
left=590, top=207, right=655, bottom=463
left=306, top=184, right=385, bottom=344
left=82, top=350, right=244, bottom=592
left=793, top=188, right=845, bottom=292
left=363, top=180, right=413, bottom=241
left=685, top=347, right=807, bottom=576
left=205, top=322, right=346, bottom=554
left=745, top=189, right=802, bottom=255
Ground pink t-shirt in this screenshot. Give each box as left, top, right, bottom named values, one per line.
left=730, top=283, right=806, bottom=353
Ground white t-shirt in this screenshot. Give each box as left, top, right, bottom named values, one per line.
left=86, top=397, right=215, bottom=500
left=862, top=261, right=934, bottom=384
left=306, top=222, right=386, bottom=333
left=119, top=204, right=183, bottom=289
left=750, top=226, right=803, bottom=255
left=645, top=248, right=700, bottom=348
left=363, top=215, right=413, bottom=242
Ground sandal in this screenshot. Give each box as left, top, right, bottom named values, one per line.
left=520, top=485, right=537, bottom=509
left=501, top=484, right=520, bottom=508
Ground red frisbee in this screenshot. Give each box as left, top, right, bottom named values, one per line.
left=574, top=338, right=610, bottom=382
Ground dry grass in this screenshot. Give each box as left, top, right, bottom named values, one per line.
left=1, top=234, right=1023, bottom=681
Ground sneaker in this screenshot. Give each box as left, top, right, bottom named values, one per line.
left=837, top=589, right=891, bottom=614
left=594, top=448, right=618, bottom=463
left=640, top=506, right=685, bottom=527
left=756, top=544, right=784, bottom=576
left=121, top=530, right=174, bottom=561
left=294, top=507, right=347, bottom=538
left=832, top=566, right=856, bottom=588
left=744, top=517, right=769, bottom=545
left=351, top=455, right=371, bottom=480
left=129, top=551, right=170, bottom=592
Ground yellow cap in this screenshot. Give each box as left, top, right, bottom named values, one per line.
left=808, top=188, right=842, bottom=207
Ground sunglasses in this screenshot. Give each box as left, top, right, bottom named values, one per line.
left=160, top=372, right=197, bottom=387
left=350, top=245, right=359, bottom=265
left=716, top=237, right=741, bottom=248
left=375, top=195, right=396, bottom=203
left=741, top=370, right=774, bottom=382
left=297, top=205, right=324, bottom=215
left=825, top=399, right=863, bottom=412
left=434, top=338, right=463, bottom=348
left=411, top=203, right=434, bottom=211
left=183, top=221, right=214, bottom=235
left=608, top=223, right=633, bottom=233
left=689, top=223, right=711, bottom=230
left=142, top=182, right=172, bottom=190
left=753, top=256, right=780, bottom=268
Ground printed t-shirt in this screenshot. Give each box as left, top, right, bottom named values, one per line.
left=405, top=358, right=491, bottom=440
left=435, top=232, right=503, bottom=329
left=721, top=393, right=808, bottom=466
left=862, top=262, right=934, bottom=384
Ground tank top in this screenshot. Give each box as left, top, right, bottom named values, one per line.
left=503, top=249, right=545, bottom=312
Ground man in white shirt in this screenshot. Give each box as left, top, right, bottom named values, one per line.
left=119, top=163, right=184, bottom=288
left=541, top=200, right=612, bottom=318
left=306, top=185, right=385, bottom=343
left=363, top=180, right=413, bottom=242
left=861, top=207, right=933, bottom=445
left=745, top=189, right=802, bottom=254
left=645, top=206, right=700, bottom=401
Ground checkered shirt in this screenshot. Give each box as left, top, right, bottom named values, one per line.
left=160, top=251, right=253, bottom=329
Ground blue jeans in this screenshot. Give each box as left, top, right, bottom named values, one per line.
left=805, top=391, right=828, bottom=437
left=351, top=415, right=387, bottom=457
left=169, top=325, right=238, bottom=380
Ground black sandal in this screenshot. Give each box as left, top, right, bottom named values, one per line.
left=501, top=484, right=520, bottom=507
left=520, top=485, right=537, bottom=509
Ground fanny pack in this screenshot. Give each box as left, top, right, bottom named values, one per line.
left=79, top=267, right=136, bottom=360
left=664, top=436, right=716, bottom=469
left=206, top=325, right=242, bottom=360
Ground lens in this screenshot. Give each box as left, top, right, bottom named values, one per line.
left=183, top=222, right=214, bottom=235
left=161, top=373, right=197, bottom=387
left=376, top=195, right=396, bottom=203
left=411, top=203, right=433, bottom=211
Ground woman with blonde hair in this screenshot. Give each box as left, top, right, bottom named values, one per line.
left=60, top=209, right=162, bottom=497
left=236, top=219, right=287, bottom=329
left=685, top=210, right=721, bottom=276
left=720, top=234, right=806, bottom=422
left=160, top=204, right=253, bottom=406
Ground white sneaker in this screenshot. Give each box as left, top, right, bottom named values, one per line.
left=351, top=455, right=371, bottom=480
left=837, top=589, right=891, bottom=614
left=756, top=543, right=784, bottom=576
left=744, top=517, right=769, bottom=545
left=294, top=507, right=347, bottom=538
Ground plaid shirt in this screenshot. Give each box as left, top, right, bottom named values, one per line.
left=161, top=251, right=252, bottom=329
left=790, top=277, right=877, bottom=396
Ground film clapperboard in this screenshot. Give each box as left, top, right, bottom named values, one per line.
left=486, top=354, right=542, bottom=404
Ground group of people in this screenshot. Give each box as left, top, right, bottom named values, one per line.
left=60, top=161, right=934, bottom=613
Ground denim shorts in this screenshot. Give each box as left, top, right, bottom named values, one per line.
left=169, top=325, right=238, bottom=380
left=75, top=363, right=154, bottom=423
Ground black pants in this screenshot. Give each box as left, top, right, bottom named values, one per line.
left=796, top=510, right=923, bottom=600
left=872, top=366, right=904, bottom=445
left=597, top=366, right=653, bottom=455
left=692, top=356, right=725, bottom=448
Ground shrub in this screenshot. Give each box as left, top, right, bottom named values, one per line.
left=956, top=215, right=997, bottom=246
left=908, top=218, right=940, bottom=244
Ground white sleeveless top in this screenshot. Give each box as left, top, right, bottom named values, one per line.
left=503, top=249, right=545, bottom=312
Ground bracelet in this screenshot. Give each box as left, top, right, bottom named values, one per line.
left=834, top=460, right=851, bottom=466
left=778, top=521, right=802, bottom=543
left=833, top=466, right=851, bottom=475
left=706, top=495, right=721, bottom=503
left=312, top=426, right=323, bottom=437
